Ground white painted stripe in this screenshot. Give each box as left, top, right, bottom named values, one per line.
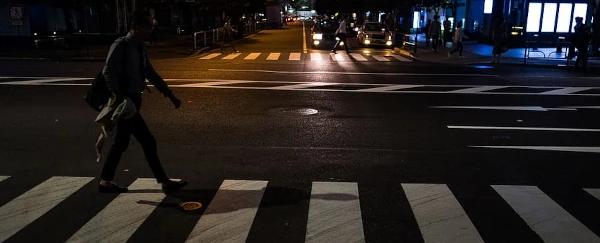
left=302, top=21, right=308, bottom=54
left=372, top=55, right=390, bottom=61
left=357, top=85, right=423, bottom=92
left=584, top=188, right=600, bottom=201
left=0, top=176, right=9, bottom=183
left=431, top=106, right=548, bottom=111
left=392, top=55, right=412, bottom=62
left=222, top=53, right=242, bottom=60
left=306, top=182, right=365, bottom=243
left=199, top=53, right=221, bottom=59
left=0, top=176, right=93, bottom=242
left=179, top=80, right=257, bottom=87
left=542, top=87, right=591, bottom=95
left=267, top=53, right=281, bottom=60
left=448, top=86, right=509, bottom=93
left=493, top=185, right=600, bottom=243
left=448, top=125, right=600, bottom=132
left=350, top=54, right=368, bottom=61
left=6, top=78, right=93, bottom=85
left=310, top=53, right=323, bottom=61
left=471, top=146, right=600, bottom=153
left=331, top=53, right=348, bottom=61
left=562, top=106, right=600, bottom=109
left=67, top=178, right=166, bottom=243
left=244, top=53, right=261, bottom=60
left=402, top=183, right=484, bottom=243
left=289, top=53, right=302, bottom=61
left=269, top=82, right=335, bottom=90
left=186, top=180, right=267, bottom=243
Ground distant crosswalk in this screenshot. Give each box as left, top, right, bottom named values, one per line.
left=198, top=52, right=413, bottom=62
left=1, top=175, right=599, bottom=242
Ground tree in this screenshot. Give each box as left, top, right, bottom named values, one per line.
left=291, top=0, right=311, bottom=11
left=423, top=0, right=465, bottom=27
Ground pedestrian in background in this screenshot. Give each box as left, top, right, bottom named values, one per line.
left=448, top=21, right=468, bottom=58
left=149, top=16, right=158, bottom=45
left=97, top=11, right=187, bottom=194
left=492, top=18, right=508, bottom=63
left=220, top=16, right=238, bottom=53
left=332, top=15, right=352, bottom=54
left=429, top=15, right=442, bottom=53
left=424, top=19, right=431, bottom=47
left=573, top=17, right=590, bottom=70
left=443, top=18, right=452, bottom=47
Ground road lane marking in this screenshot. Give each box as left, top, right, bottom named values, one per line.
left=0, top=176, right=94, bottom=242
left=541, top=87, right=592, bottom=95
left=222, top=53, right=241, bottom=59
left=267, top=53, right=281, bottom=60
left=302, top=21, right=308, bottom=54
left=391, top=55, right=412, bottom=62
left=584, top=188, right=600, bottom=201
left=178, top=80, right=258, bottom=87
left=289, top=53, right=302, bottom=61
left=448, top=125, right=600, bottom=132
left=331, top=53, right=347, bottom=61
left=269, top=82, right=336, bottom=90
left=306, top=182, right=365, bottom=243
left=402, top=184, right=484, bottom=243
left=199, top=53, right=221, bottom=59
left=350, top=53, right=368, bottom=61
left=357, top=85, right=423, bottom=92
left=372, top=55, right=389, bottom=61
left=448, top=86, right=509, bottom=93
left=186, top=180, right=267, bottom=243
left=0, top=176, right=10, bottom=183
left=6, top=78, right=92, bottom=85
left=67, top=178, right=168, bottom=243
left=471, top=146, right=600, bottom=153
left=310, top=53, right=323, bottom=61
left=432, top=106, right=549, bottom=111
left=492, top=185, right=600, bottom=243
left=561, top=106, right=600, bottom=109
left=244, top=53, right=261, bottom=60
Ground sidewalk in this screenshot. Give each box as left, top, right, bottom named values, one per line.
left=396, top=34, right=600, bottom=70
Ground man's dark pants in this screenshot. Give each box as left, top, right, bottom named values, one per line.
left=101, top=96, right=169, bottom=183
left=333, top=33, right=349, bottom=52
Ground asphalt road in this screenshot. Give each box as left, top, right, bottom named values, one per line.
left=1, top=21, right=599, bottom=243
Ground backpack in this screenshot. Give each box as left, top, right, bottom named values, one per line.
left=83, top=39, right=128, bottom=111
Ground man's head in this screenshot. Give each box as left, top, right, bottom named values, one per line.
left=343, top=15, right=348, bottom=21
left=576, top=17, right=583, bottom=24
left=130, top=11, right=152, bottom=43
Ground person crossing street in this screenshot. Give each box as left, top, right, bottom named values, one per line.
left=332, top=15, right=352, bottom=54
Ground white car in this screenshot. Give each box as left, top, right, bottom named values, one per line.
left=357, top=22, right=394, bottom=48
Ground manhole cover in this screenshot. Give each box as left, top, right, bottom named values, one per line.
left=268, top=107, right=322, bottom=116
left=179, top=202, right=203, bottom=211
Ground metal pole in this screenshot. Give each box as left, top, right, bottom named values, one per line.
left=204, top=31, right=207, bottom=46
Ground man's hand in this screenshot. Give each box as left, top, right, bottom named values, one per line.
left=168, top=94, right=181, bottom=109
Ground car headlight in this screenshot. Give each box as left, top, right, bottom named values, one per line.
left=313, top=33, right=323, bottom=40
left=365, top=34, right=369, bottom=38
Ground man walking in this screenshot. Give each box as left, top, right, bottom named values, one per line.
left=332, top=15, right=352, bottom=54
left=573, top=17, right=590, bottom=70
left=429, top=15, right=442, bottom=53
left=97, top=11, right=188, bottom=194
left=220, top=16, right=238, bottom=53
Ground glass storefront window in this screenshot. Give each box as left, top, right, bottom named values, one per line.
left=556, top=3, right=573, bottom=32
left=541, top=3, right=557, bottom=32
left=484, top=0, right=493, bottom=14
left=526, top=3, right=542, bottom=32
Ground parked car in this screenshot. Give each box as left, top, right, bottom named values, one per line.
left=311, top=20, right=341, bottom=49
left=357, top=21, right=394, bottom=48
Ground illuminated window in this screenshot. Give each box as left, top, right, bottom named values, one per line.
left=484, top=0, right=493, bottom=14
left=556, top=3, right=572, bottom=32
left=572, top=3, right=587, bottom=29
left=541, top=3, right=557, bottom=32
left=413, top=11, right=419, bottom=28
left=526, top=3, right=542, bottom=32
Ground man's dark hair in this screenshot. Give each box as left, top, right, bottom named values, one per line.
left=130, top=10, right=151, bottom=28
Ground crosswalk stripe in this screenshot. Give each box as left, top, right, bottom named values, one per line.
left=584, top=188, right=600, bottom=200
left=0, top=176, right=9, bottom=183
left=392, top=55, right=412, bottom=62
left=310, top=53, right=323, bottom=61
left=267, top=53, right=281, bottom=60
left=0, top=176, right=93, bottom=242
left=244, top=53, right=261, bottom=60
left=67, top=178, right=166, bottom=243
left=402, top=184, right=484, bottom=243
left=350, top=53, right=368, bottom=61
left=222, top=53, right=241, bottom=60
left=199, top=53, right=221, bottom=60
left=305, top=182, right=365, bottom=243
left=331, top=53, right=347, bottom=61
left=372, top=55, right=390, bottom=61
left=186, top=180, right=268, bottom=243
left=289, top=53, right=301, bottom=61
left=492, top=185, right=600, bottom=243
